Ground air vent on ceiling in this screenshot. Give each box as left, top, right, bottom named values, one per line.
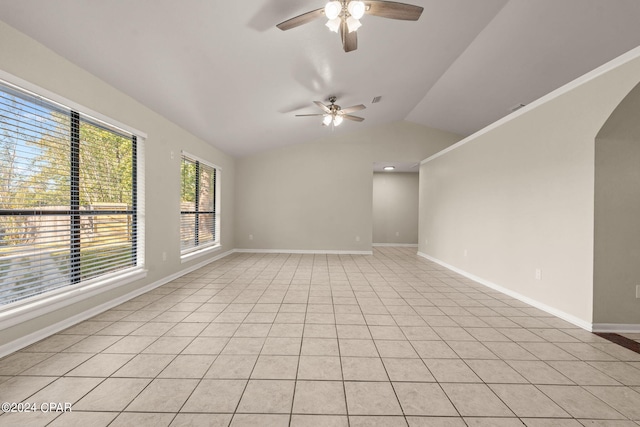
left=510, top=103, right=526, bottom=113
left=372, top=95, right=382, bottom=104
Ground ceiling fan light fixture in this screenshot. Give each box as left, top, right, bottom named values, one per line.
left=347, top=1, right=366, bottom=19
left=325, top=17, right=341, bottom=32
left=346, top=16, right=361, bottom=32
left=296, top=97, right=365, bottom=127
left=277, top=1, right=423, bottom=52
left=324, top=1, right=342, bottom=20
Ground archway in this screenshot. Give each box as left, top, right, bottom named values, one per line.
left=593, top=81, right=640, bottom=326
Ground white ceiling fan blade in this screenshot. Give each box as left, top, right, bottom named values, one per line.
left=342, top=114, right=365, bottom=122
left=340, top=104, right=366, bottom=114
left=313, top=101, right=332, bottom=113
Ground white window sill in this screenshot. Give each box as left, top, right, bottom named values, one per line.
left=180, top=244, right=222, bottom=263
left=0, top=268, right=147, bottom=331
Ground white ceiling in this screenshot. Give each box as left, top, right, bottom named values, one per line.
left=1, top=0, right=640, bottom=157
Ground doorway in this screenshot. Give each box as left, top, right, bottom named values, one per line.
left=372, top=162, right=419, bottom=246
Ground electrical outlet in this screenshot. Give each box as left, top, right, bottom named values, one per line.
left=170, top=151, right=174, bottom=159
left=355, top=236, right=360, bottom=242
left=535, top=268, right=542, bottom=280
left=636, top=285, right=640, bottom=299
left=395, top=231, right=400, bottom=237
left=249, top=234, right=253, bottom=241
left=162, top=251, right=167, bottom=261
left=463, top=249, right=468, bottom=257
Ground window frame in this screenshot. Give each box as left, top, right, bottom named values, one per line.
left=0, top=70, right=146, bottom=330
left=180, top=151, right=221, bottom=260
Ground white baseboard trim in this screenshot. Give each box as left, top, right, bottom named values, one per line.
left=372, top=243, right=418, bottom=247
left=0, top=249, right=236, bottom=358
left=416, top=251, right=593, bottom=332
left=592, top=323, right=640, bottom=333
left=234, top=249, right=373, bottom=255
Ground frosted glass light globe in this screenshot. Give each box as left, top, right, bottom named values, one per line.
left=346, top=16, right=361, bottom=32
left=324, top=1, right=342, bottom=20
left=325, top=17, right=341, bottom=32
left=348, top=1, right=365, bottom=19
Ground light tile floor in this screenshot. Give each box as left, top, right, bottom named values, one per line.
left=1, top=247, right=640, bottom=426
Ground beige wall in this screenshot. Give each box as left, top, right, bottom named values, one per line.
left=235, top=121, right=459, bottom=252
left=0, top=22, right=236, bottom=348
left=594, top=82, right=640, bottom=324
left=373, top=172, right=419, bottom=244
left=419, top=49, right=640, bottom=326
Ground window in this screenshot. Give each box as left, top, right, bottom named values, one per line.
left=0, top=80, right=142, bottom=307
left=180, top=153, right=219, bottom=254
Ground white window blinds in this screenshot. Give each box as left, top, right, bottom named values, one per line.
left=180, top=153, right=218, bottom=253
left=0, top=81, right=140, bottom=306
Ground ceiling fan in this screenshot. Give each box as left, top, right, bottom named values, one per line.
left=296, top=96, right=366, bottom=127
left=276, top=1, right=424, bottom=52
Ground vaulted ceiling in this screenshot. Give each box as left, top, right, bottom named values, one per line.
left=1, top=0, right=640, bottom=157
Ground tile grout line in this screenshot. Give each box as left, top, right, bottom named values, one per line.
left=287, top=252, right=308, bottom=427
left=335, top=253, right=352, bottom=427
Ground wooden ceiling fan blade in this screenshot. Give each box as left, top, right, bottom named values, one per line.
left=363, top=1, right=424, bottom=20
left=313, top=101, right=331, bottom=113
left=340, top=20, right=358, bottom=52
left=340, top=104, right=366, bottom=114
left=276, top=8, right=324, bottom=31
left=342, top=114, right=365, bottom=122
